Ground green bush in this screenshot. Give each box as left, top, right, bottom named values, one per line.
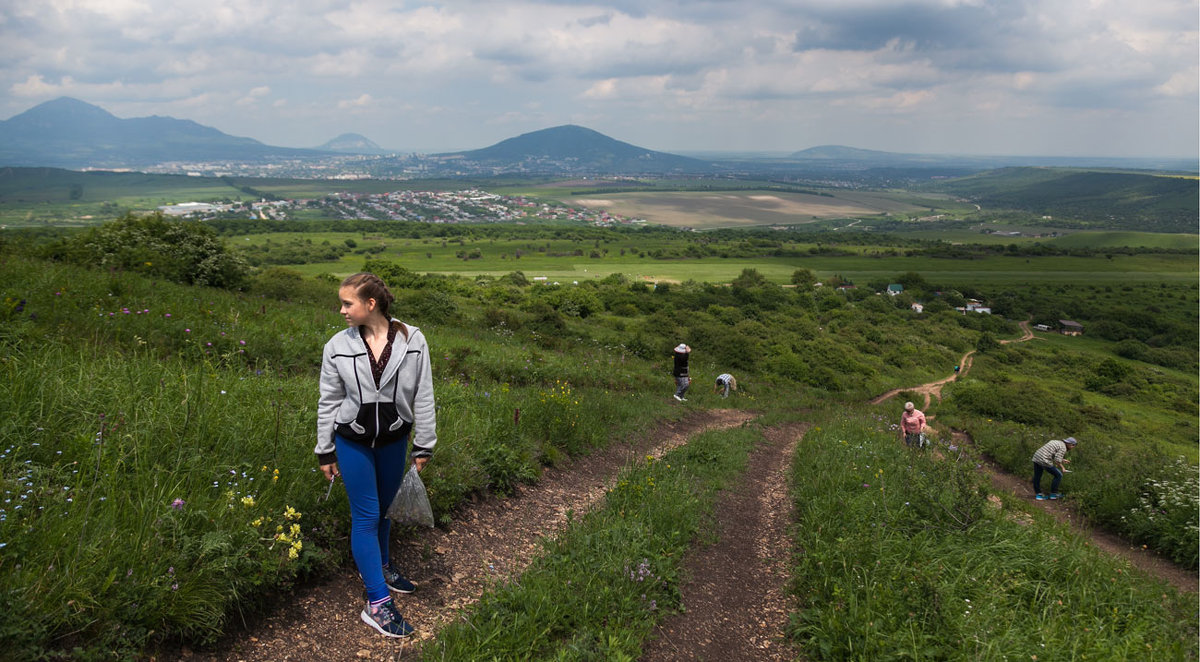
left=42, top=213, right=249, bottom=289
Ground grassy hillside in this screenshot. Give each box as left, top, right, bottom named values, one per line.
left=932, top=167, right=1199, bottom=232
left=1, top=217, right=1195, bottom=658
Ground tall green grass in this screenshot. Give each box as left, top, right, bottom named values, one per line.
left=423, top=423, right=762, bottom=660
left=0, top=256, right=681, bottom=658
left=937, top=341, right=1199, bottom=567
left=788, top=412, right=1197, bottom=660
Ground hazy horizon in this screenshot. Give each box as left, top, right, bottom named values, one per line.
left=2, top=1, right=1196, bottom=160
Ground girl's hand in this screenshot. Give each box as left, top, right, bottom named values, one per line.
left=414, top=457, right=430, bottom=472
left=321, top=462, right=339, bottom=481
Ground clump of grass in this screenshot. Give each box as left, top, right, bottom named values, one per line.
left=788, top=412, right=1198, bottom=660
left=423, top=424, right=761, bottom=660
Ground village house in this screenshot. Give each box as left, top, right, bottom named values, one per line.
left=1059, top=320, right=1084, bottom=336
left=886, top=283, right=903, bottom=296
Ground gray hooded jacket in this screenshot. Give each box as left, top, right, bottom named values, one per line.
left=316, top=321, right=436, bottom=465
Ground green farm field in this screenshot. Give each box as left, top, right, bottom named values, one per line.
left=231, top=231, right=1198, bottom=285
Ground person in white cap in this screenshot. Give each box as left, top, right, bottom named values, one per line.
left=1031, top=437, right=1078, bottom=500
left=672, top=343, right=691, bottom=401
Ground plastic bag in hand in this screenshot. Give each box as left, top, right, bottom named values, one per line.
left=387, top=465, right=434, bottom=527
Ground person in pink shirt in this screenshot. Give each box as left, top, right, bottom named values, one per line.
left=899, top=401, right=927, bottom=448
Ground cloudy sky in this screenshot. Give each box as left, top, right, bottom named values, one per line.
left=2, top=0, right=1196, bottom=157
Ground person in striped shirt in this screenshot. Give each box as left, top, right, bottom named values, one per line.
left=1031, top=437, right=1077, bottom=500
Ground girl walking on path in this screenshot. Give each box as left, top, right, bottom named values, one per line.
left=316, top=272, right=437, bottom=638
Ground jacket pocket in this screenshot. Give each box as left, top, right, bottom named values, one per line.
left=336, top=403, right=411, bottom=445
left=378, top=403, right=412, bottom=444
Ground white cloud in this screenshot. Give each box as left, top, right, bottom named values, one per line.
left=337, top=93, right=374, bottom=110
left=0, top=0, right=1194, bottom=156
left=10, top=74, right=65, bottom=97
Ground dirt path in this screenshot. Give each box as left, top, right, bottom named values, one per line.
left=952, top=431, right=1196, bottom=594
left=640, top=422, right=808, bottom=662
left=870, top=320, right=1035, bottom=409
left=183, top=409, right=756, bottom=662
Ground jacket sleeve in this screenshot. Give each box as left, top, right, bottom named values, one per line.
left=410, top=331, right=437, bottom=458
left=315, top=339, right=343, bottom=465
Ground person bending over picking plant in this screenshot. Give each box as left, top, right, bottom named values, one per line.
left=713, top=373, right=737, bottom=398
left=316, top=272, right=436, bottom=638
left=1031, top=437, right=1077, bottom=501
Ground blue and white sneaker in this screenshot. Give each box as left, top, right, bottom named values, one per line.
left=360, top=598, right=414, bottom=638
left=383, top=566, right=416, bottom=594
left=1034, top=494, right=1046, bottom=501
left=1047, top=493, right=1061, bottom=500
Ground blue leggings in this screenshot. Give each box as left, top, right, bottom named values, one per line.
left=335, top=434, right=408, bottom=602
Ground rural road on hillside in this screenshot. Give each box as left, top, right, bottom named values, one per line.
left=183, top=409, right=756, bottom=662
left=870, top=319, right=1034, bottom=409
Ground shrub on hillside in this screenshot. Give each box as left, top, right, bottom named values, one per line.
left=950, top=380, right=1082, bottom=430
left=42, top=212, right=249, bottom=288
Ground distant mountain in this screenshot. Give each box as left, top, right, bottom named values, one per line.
left=0, top=97, right=326, bottom=169
left=436, top=125, right=721, bottom=175
left=317, top=133, right=388, bottom=154
left=791, top=145, right=924, bottom=162
left=788, top=144, right=1197, bottom=173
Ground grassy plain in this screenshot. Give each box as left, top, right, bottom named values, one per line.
left=232, top=230, right=1198, bottom=285
left=562, top=189, right=948, bottom=228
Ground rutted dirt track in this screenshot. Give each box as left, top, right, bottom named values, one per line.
left=187, top=409, right=755, bottom=662
left=641, top=422, right=808, bottom=662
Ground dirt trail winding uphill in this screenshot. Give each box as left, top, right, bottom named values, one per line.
left=870, top=320, right=1035, bottom=409
left=187, top=409, right=755, bottom=662
left=641, top=422, right=808, bottom=662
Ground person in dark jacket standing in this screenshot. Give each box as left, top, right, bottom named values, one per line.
left=316, top=272, right=436, bottom=638
left=672, top=343, right=691, bottom=401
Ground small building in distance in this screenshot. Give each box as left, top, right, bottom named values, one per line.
left=956, top=299, right=992, bottom=314
left=911, top=302, right=924, bottom=313
left=159, top=202, right=220, bottom=216
left=1059, top=320, right=1084, bottom=336
left=886, top=283, right=904, bottom=296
